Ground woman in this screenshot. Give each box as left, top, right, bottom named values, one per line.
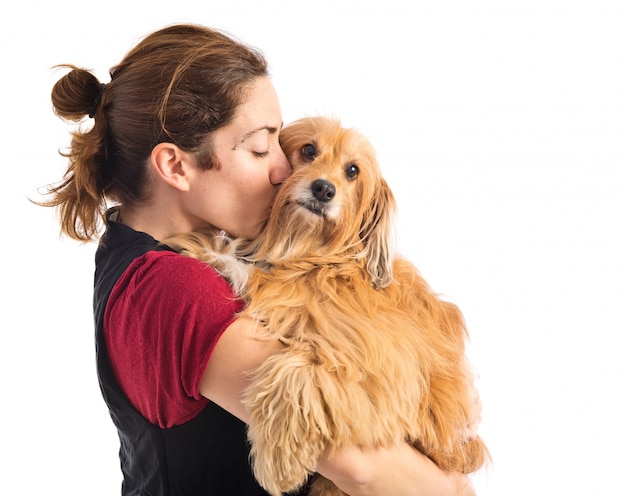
left=40, top=23, right=476, bottom=495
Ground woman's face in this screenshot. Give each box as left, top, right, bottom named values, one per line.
left=185, top=77, right=291, bottom=239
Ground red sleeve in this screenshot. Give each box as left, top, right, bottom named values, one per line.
left=104, top=250, right=245, bottom=428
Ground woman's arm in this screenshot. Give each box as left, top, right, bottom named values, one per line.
left=199, top=316, right=475, bottom=496
left=198, top=316, right=281, bottom=422
left=316, top=443, right=476, bottom=496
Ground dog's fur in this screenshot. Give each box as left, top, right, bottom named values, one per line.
left=166, top=117, right=489, bottom=496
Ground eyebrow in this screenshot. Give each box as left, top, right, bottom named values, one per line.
left=242, top=124, right=282, bottom=140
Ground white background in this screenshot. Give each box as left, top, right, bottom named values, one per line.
left=2, top=1, right=625, bottom=494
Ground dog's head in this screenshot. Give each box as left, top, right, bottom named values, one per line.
left=259, top=116, right=396, bottom=288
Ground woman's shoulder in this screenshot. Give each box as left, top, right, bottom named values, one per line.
left=110, top=249, right=244, bottom=321
left=130, top=250, right=234, bottom=293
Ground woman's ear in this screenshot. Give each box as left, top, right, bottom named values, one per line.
left=150, top=142, right=192, bottom=192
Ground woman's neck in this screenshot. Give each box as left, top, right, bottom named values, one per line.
left=117, top=204, right=197, bottom=242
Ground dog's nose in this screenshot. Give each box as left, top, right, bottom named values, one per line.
left=311, top=179, right=336, bottom=202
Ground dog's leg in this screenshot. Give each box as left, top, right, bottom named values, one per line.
left=244, top=350, right=330, bottom=496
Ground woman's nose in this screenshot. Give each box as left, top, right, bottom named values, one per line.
left=270, top=148, right=292, bottom=185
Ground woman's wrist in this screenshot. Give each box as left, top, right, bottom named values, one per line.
left=447, top=472, right=477, bottom=496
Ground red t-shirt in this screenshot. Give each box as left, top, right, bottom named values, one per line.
left=104, top=250, right=244, bottom=428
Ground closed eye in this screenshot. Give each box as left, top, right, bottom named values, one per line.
left=254, top=151, right=270, bottom=158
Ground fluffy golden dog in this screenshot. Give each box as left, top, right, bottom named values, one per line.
left=168, top=117, right=489, bottom=496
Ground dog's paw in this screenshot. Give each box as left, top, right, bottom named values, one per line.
left=252, top=452, right=317, bottom=496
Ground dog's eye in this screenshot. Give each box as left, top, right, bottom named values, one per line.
left=345, top=163, right=359, bottom=181
left=300, top=143, right=317, bottom=161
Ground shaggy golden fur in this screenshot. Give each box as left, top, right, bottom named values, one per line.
left=166, top=117, right=489, bottom=496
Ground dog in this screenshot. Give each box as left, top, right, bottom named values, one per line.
left=167, top=117, right=489, bottom=495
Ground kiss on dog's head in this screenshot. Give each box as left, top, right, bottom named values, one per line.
left=166, top=116, right=489, bottom=496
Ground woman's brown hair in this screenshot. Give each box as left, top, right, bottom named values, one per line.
left=39, top=24, right=268, bottom=242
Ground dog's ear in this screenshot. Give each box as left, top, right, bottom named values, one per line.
left=361, top=178, right=396, bottom=289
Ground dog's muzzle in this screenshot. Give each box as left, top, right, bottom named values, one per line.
left=296, top=179, right=336, bottom=217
